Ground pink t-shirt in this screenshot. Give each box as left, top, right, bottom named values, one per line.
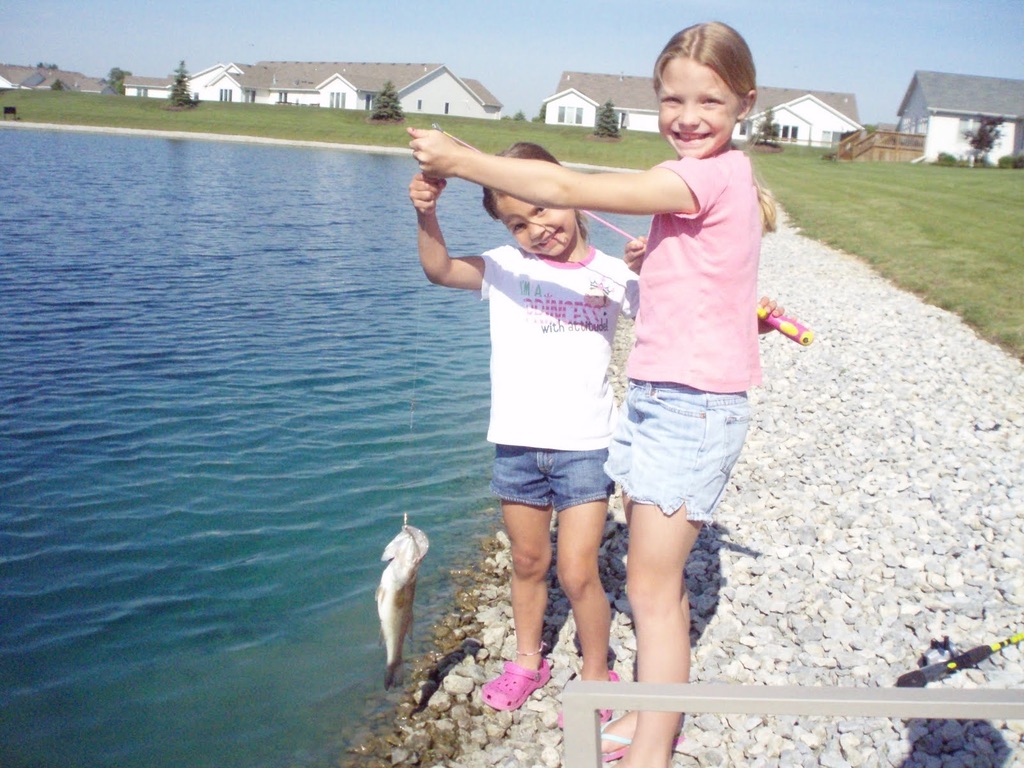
left=627, top=149, right=763, bottom=392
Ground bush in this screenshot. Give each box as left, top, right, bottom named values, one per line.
left=936, top=152, right=959, bottom=167
left=997, top=154, right=1024, bottom=169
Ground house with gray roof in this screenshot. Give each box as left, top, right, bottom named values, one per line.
left=543, top=72, right=660, bottom=132
left=897, top=71, right=1024, bottom=162
left=0, top=64, right=114, bottom=94
left=743, top=87, right=861, bottom=147
left=543, top=71, right=861, bottom=147
left=127, top=61, right=502, bottom=119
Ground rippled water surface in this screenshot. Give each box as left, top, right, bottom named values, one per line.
left=0, top=128, right=502, bottom=768
left=1, top=127, right=649, bottom=768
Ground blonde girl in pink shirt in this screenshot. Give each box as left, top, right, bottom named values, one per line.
left=411, top=21, right=779, bottom=767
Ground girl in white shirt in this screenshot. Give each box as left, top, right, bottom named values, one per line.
left=409, top=142, right=639, bottom=719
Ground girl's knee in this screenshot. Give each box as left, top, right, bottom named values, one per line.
left=510, top=545, right=551, bottom=579
left=625, top=576, right=684, bottom=616
left=556, top=561, right=601, bottom=601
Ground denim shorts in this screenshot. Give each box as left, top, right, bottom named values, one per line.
left=490, top=445, right=614, bottom=512
left=604, top=381, right=749, bottom=521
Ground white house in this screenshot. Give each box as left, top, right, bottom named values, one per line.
left=543, top=72, right=660, bottom=132
left=122, top=75, right=173, bottom=99
left=125, top=61, right=503, bottom=119
left=896, top=71, right=1024, bottom=162
left=742, top=87, right=861, bottom=147
left=543, top=71, right=861, bottom=147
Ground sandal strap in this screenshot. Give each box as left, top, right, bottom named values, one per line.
left=600, top=733, right=631, bottom=747
left=504, top=659, right=547, bottom=681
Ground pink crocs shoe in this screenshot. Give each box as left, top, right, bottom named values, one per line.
left=481, top=658, right=552, bottom=711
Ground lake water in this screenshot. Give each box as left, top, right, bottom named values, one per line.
left=0, top=126, right=647, bottom=768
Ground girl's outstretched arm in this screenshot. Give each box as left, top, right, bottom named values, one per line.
left=408, top=127, right=697, bottom=217
left=409, top=173, right=484, bottom=290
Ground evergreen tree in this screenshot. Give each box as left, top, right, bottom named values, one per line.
left=594, top=100, right=620, bottom=139
left=534, top=103, right=546, bottom=123
left=371, top=80, right=404, bottom=122
left=169, top=60, right=194, bottom=108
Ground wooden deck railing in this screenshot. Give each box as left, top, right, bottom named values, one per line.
left=837, top=130, right=926, bottom=162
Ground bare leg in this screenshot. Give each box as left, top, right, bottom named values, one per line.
left=502, top=502, right=553, bottom=670
left=556, top=500, right=611, bottom=680
left=614, top=501, right=702, bottom=768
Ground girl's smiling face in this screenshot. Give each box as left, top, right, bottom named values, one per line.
left=657, top=57, right=754, bottom=160
left=493, top=195, right=585, bottom=261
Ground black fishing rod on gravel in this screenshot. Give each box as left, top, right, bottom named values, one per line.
left=896, top=630, right=1023, bottom=687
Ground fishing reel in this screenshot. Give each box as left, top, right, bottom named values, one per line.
left=918, top=636, right=957, bottom=668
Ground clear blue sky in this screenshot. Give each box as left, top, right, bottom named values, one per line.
left=2, top=0, right=1022, bottom=125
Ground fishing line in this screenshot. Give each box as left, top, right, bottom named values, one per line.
left=410, top=283, right=420, bottom=431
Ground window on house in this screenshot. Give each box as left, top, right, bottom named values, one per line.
left=365, top=94, right=372, bottom=110
left=739, top=121, right=748, bottom=136
left=959, top=117, right=979, bottom=135
left=444, top=102, right=450, bottom=114
left=557, top=106, right=584, bottom=125
left=219, top=89, right=232, bottom=102
left=330, top=92, right=344, bottom=108
left=417, top=99, right=423, bottom=111
left=139, top=88, right=148, bottom=98
left=244, top=89, right=255, bottom=103
left=278, top=92, right=289, bottom=103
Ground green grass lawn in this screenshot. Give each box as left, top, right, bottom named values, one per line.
left=5, top=91, right=1022, bottom=358
left=750, top=146, right=1024, bottom=359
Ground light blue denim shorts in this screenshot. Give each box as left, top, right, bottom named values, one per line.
left=604, top=381, right=749, bottom=520
left=490, top=445, right=614, bottom=512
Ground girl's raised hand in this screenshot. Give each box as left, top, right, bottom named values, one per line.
left=408, top=173, right=447, bottom=215
left=408, top=127, right=466, bottom=178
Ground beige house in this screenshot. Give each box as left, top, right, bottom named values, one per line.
left=126, top=61, right=502, bottom=119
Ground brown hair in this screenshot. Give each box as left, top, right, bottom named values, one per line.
left=481, top=143, right=589, bottom=240
left=654, top=22, right=777, bottom=233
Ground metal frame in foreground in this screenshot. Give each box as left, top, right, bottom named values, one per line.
left=561, top=682, right=1024, bottom=767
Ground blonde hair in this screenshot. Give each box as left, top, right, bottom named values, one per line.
left=654, top=22, right=777, bottom=233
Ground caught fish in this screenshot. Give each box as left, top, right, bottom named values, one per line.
left=376, top=524, right=429, bottom=689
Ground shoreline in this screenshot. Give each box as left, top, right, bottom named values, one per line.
left=346, top=216, right=1024, bottom=766
left=0, top=120, right=639, bottom=173
left=0, top=119, right=412, bottom=155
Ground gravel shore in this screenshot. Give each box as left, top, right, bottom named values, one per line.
left=353, top=211, right=1023, bottom=768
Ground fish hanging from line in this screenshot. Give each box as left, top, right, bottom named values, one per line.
left=376, top=522, right=429, bottom=689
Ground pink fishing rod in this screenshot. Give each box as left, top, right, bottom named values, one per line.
left=429, top=125, right=813, bottom=345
